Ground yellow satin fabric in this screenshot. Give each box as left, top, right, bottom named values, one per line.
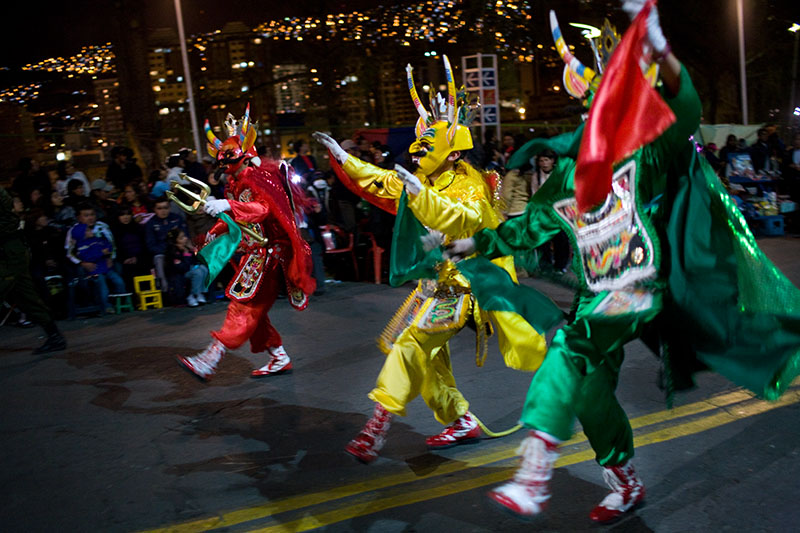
left=342, top=155, right=545, bottom=418
left=368, top=319, right=470, bottom=425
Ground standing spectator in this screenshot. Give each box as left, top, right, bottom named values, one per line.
left=783, top=132, right=800, bottom=233
left=164, top=228, right=208, bottom=306
left=144, top=197, right=189, bottom=293
left=106, top=146, right=143, bottom=191
left=89, top=179, right=117, bottom=222
left=702, top=143, right=722, bottom=173
left=356, top=136, right=373, bottom=162
left=112, top=206, right=150, bottom=292
left=749, top=127, right=773, bottom=173
left=0, top=187, right=66, bottom=354
left=482, top=129, right=504, bottom=171
left=500, top=132, right=516, bottom=165
left=179, top=148, right=207, bottom=181
left=24, top=209, right=67, bottom=316
left=69, top=222, right=126, bottom=314
left=533, top=149, right=570, bottom=273
left=290, top=140, right=318, bottom=182
left=12, top=158, right=51, bottom=207
left=501, top=162, right=533, bottom=218
left=55, top=161, right=90, bottom=198
left=717, top=134, right=740, bottom=167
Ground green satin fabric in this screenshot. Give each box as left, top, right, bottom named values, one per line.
left=662, top=146, right=800, bottom=400
left=198, top=213, right=242, bottom=290
left=457, top=256, right=564, bottom=334
left=389, top=191, right=442, bottom=287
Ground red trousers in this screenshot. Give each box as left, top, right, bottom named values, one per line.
left=211, top=263, right=283, bottom=353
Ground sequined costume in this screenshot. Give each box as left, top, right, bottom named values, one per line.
left=206, top=159, right=315, bottom=352
left=177, top=106, right=314, bottom=380
left=322, top=57, right=561, bottom=461
left=472, top=54, right=800, bottom=469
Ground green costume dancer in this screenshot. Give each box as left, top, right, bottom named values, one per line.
left=1, top=187, right=66, bottom=354
left=447, top=0, right=800, bottom=524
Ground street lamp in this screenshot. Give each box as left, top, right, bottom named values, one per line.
left=736, top=0, right=748, bottom=125
left=790, top=23, right=799, bottom=126
left=174, top=0, right=203, bottom=158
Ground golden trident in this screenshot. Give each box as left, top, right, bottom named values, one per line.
left=165, top=174, right=269, bottom=246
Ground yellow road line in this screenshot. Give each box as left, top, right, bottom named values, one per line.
left=249, top=389, right=800, bottom=533
left=144, top=387, right=794, bottom=533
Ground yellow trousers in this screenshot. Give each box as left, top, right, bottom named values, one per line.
left=368, top=323, right=469, bottom=425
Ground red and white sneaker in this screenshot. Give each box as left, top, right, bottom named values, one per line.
left=426, top=411, right=482, bottom=448
left=345, top=403, right=393, bottom=464
left=177, top=339, right=226, bottom=380
left=251, top=345, right=293, bottom=377
left=487, top=431, right=560, bottom=519
left=589, top=462, right=645, bottom=523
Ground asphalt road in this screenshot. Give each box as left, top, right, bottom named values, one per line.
left=1, top=236, right=799, bottom=532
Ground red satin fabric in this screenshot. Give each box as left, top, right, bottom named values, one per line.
left=212, top=259, right=283, bottom=352
left=574, top=0, right=676, bottom=213
left=329, top=154, right=397, bottom=215
left=227, top=162, right=316, bottom=296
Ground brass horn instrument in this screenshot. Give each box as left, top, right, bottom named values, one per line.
left=165, top=174, right=268, bottom=246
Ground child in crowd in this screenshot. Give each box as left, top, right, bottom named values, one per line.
left=165, top=228, right=208, bottom=307
left=70, top=222, right=126, bottom=313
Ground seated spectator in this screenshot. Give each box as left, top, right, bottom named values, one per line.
left=9, top=191, right=25, bottom=220
left=63, top=178, right=87, bottom=211
left=118, top=183, right=152, bottom=224
left=69, top=221, right=126, bottom=314
left=55, top=161, right=90, bottom=198
left=89, top=179, right=118, bottom=222
left=164, top=228, right=208, bottom=307
left=65, top=203, right=116, bottom=268
left=47, top=190, right=76, bottom=232
left=145, top=197, right=189, bottom=293
left=27, top=186, right=52, bottom=214
left=112, top=206, right=151, bottom=292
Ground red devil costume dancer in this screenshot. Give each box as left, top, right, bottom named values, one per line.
left=178, top=106, right=315, bottom=379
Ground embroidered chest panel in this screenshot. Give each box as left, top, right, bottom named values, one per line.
left=553, top=160, right=656, bottom=292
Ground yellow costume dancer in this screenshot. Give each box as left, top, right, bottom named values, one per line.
left=314, top=56, right=560, bottom=463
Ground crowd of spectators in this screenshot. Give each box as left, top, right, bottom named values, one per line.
left=701, top=126, right=800, bottom=233
left=7, top=125, right=797, bottom=326
left=3, top=147, right=218, bottom=323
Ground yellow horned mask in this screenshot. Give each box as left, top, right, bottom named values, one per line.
left=406, top=55, right=476, bottom=175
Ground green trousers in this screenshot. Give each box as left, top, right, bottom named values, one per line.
left=0, top=235, right=55, bottom=328
left=520, top=289, right=662, bottom=466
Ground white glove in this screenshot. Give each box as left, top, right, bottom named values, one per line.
left=444, top=238, right=476, bottom=263
left=420, top=230, right=444, bottom=252
left=204, top=199, right=231, bottom=217
left=621, top=0, right=667, bottom=54
left=394, top=164, right=423, bottom=196
left=312, top=131, right=348, bottom=164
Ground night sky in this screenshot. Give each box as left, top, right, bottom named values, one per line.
left=1, top=0, right=388, bottom=70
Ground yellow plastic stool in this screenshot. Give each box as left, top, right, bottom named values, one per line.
left=133, top=275, right=163, bottom=310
